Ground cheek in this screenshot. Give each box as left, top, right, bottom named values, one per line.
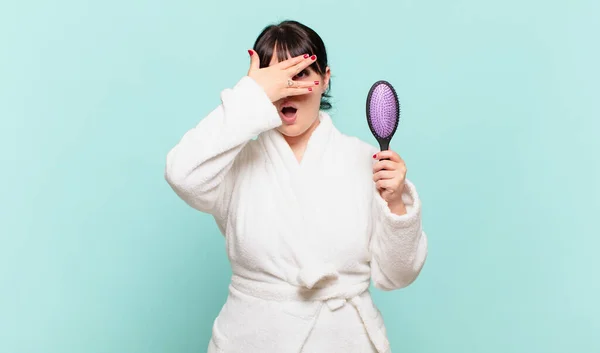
left=298, top=90, right=322, bottom=109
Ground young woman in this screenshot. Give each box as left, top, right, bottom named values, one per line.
left=165, top=20, right=428, bottom=353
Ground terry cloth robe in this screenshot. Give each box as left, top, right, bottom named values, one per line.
left=165, top=76, right=428, bottom=353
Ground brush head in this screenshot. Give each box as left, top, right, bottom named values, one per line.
left=366, top=80, right=400, bottom=142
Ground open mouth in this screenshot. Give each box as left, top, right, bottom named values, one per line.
left=280, top=105, right=298, bottom=123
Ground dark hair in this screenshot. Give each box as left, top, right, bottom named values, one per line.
left=252, top=20, right=332, bottom=110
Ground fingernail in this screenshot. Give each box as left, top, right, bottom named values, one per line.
left=314, top=81, right=319, bottom=85
left=308, top=87, right=313, bottom=91
left=311, top=55, right=316, bottom=60
left=248, top=50, right=253, bottom=56
left=373, top=154, right=377, bottom=159
left=303, top=54, right=309, bottom=58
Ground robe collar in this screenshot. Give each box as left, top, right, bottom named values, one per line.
left=257, top=112, right=339, bottom=288
left=259, top=111, right=334, bottom=174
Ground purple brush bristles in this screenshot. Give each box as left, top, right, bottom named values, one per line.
left=367, top=83, right=398, bottom=139
left=366, top=80, right=400, bottom=152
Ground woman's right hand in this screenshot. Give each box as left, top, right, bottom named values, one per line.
left=247, top=49, right=319, bottom=102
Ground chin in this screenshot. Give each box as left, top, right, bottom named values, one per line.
left=276, top=124, right=308, bottom=137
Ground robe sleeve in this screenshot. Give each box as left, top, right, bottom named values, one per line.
left=369, top=178, right=428, bottom=291
left=164, top=76, right=282, bottom=218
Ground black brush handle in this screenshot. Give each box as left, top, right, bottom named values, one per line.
left=377, top=138, right=391, bottom=161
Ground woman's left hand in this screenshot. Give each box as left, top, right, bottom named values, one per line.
left=372, top=150, right=407, bottom=210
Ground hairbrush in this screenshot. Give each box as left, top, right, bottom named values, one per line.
left=366, top=80, right=400, bottom=156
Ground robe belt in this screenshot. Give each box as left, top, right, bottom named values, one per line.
left=230, top=266, right=391, bottom=353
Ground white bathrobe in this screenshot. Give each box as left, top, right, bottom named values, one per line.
left=165, top=76, right=428, bottom=353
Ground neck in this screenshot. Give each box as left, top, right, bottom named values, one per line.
left=283, top=115, right=321, bottom=162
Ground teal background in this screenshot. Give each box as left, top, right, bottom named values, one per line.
left=1, top=0, right=599, bottom=352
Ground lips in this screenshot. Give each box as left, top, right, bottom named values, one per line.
left=279, top=104, right=298, bottom=124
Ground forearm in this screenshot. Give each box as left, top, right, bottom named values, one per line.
left=370, top=180, right=428, bottom=290
left=165, top=76, right=281, bottom=212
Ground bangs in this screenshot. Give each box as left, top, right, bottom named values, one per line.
left=255, top=26, right=322, bottom=72
left=275, top=38, right=313, bottom=62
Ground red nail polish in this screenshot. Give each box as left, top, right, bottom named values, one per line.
left=308, top=87, right=313, bottom=91
left=248, top=50, right=253, bottom=56
left=314, top=81, right=319, bottom=85
left=311, top=55, right=316, bottom=60
left=373, top=154, right=377, bottom=159
left=303, top=54, right=309, bottom=58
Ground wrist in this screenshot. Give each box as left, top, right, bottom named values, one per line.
left=387, top=198, right=407, bottom=216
